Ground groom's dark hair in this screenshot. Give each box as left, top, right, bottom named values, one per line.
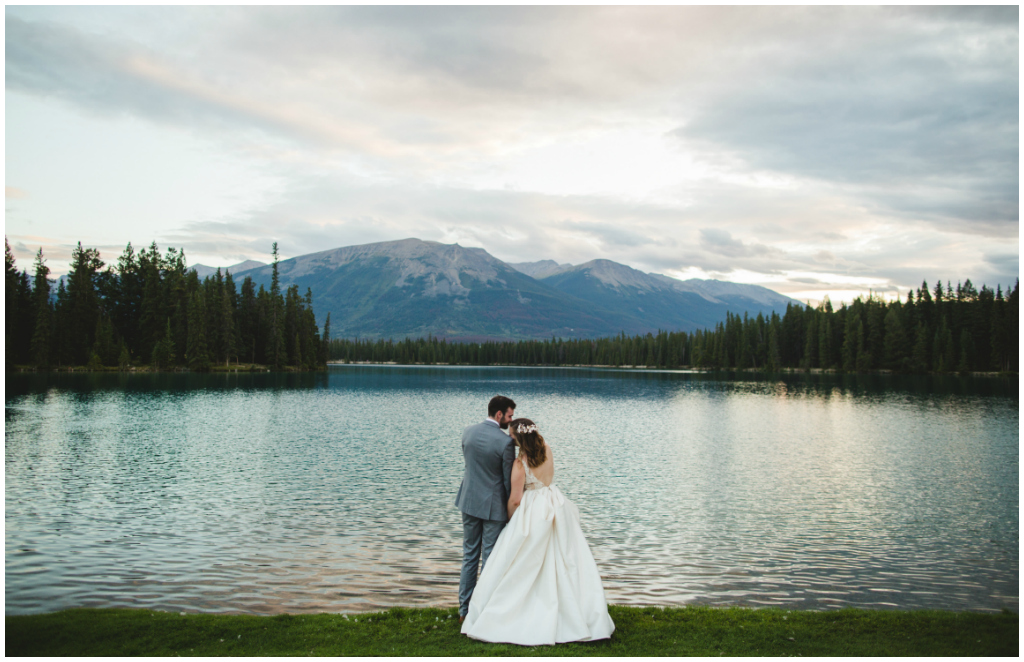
left=488, top=395, right=516, bottom=417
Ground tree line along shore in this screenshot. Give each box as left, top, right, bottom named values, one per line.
left=328, top=279, right=1018, bottom=374
left=6, top=238, right=1017, bottom=375
left=5, top=239, right=329, bottom=373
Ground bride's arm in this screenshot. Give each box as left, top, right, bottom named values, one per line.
left=507, top=459, right=525, bottom=520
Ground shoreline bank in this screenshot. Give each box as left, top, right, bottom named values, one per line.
left=7, top=605, right=1017, bottom=656
left=325, top=361, right=1013, bottom=377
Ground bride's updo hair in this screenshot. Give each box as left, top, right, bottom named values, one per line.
left=509, top=418, right=546, bottom=468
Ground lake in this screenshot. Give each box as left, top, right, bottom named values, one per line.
left=5, top=366, right=1018, bottom=615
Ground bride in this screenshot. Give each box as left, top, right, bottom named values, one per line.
left=461, top=418, right=615, bottom=645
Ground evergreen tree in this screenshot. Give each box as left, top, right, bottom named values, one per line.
left=266, top=243, right=286, bottom=368
left=5, top=238, right=22, bottom=368
left=52, top=279, right=71, bottom=367
left=841, top=306, right=860, bottom=372
left=30, top=249, right=52, bottom=368
left=151, top=319, right=176, bottom=369
left=66, top=242, right=105, bottom=364
left=957, top=330, right=973, bottom=373
left=911, top=321, right=930, bottom=372
left=865, top=299, right=885, bottom=368
left=990, top=288, right=1008, bottom=372
left=803, top=312, right=818, bottom=369
left=118, top=342, right=131, bottom=371
left=1008, top=280, right=1019, bottom=372
left=818, top=313, right=832, bottom=370
left=205, top=271, right=225, bottom=364
left=86, top=350, right=103, bottom=371
left=113, top=242, right=142, bottom=355
left=186, top=291, right=211, bottom=372
left=882, top=305, right=908, bottom=371
left=220, top=276, right=236, bottom=366
left=91, top=315, right=118, bottom=366
left=767, top=315, right=782, bottom=372
left=855, top=318, right=872, bottom=372
left=320, top=312, right=331, bottom=366
left=933, top=319, right=955, bottom=373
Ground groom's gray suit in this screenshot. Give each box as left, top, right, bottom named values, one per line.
left=455, top=419, right=516, bottom=618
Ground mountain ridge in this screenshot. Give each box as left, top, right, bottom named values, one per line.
left=191, top=259, right=266, bottom=279
left=232, top=238, right=800, bottom=340
left=233, top=239, right=649, bottom=340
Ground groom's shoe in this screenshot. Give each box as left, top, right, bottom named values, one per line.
left=459, top=615, right=465, bottom=624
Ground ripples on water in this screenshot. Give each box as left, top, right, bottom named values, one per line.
left=5, top=368, right=1018, bottom=615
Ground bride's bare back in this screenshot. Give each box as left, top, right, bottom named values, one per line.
left=507, top=442, right=555, bottom=518
left=523, top=442, right=554, bottom=486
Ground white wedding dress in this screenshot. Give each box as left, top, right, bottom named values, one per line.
left=461, top=454, right=615, bottom=645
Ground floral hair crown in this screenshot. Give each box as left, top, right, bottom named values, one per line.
left=516, top=423, right=538, bottom=435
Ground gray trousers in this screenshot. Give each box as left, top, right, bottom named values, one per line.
left=458, top=512, right=505, bottom=617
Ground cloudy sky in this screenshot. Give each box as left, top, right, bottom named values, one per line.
left=5, top=6, right=1019, bottom=303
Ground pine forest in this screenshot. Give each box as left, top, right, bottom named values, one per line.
left=326, top=280, right=1018, bottom=374
left=6, top=238, right=1017, bottom=375
left=6, top=239, right=328, bottom=372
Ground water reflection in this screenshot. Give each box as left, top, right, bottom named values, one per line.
left=5, top=366, right=1018, bottom=615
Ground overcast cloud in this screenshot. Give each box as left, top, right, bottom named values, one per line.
left=5, top=6, right=1018, bottom=303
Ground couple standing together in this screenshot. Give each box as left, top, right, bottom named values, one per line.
left=455, top=395, right=615, bottom=646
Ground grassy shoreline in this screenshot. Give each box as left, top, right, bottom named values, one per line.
left=6, top=605, right=1017, bottom=656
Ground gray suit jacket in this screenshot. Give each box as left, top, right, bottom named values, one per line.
left=455, top=420, right=516, bottom=521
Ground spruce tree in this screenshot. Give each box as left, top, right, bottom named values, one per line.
left=118, top=342, right=131, bottom=371
left=841, top=307, right=859, bottom=372
left=990, top=289, right=1007, bottom=372
left=855, top=318, right=872, bottom=372
left=767, top=319, right=782, bottom=372
left=933, top=319, right=955, bottom=373
left=151, top=319, right=176, bottom=369
left=221, top=287, right=236, bottom=367
left=113, top=242, right=141, bottom=354
left=267, top=242, right=286, bottom=368
left=320, top=312, right=331, bottom=365
left=205, top=271, right=225, bottom=364
left=865, top=299, right=885, bottom=368
left=30, top=249, right=52, bottom=368
left=910, top=321, right=930, bottom=372
left=1008, top=280, right=1019, bottom=372
left=5, top=238, right=20, bottom=368
left=186, top=291, right=211, bottom=372
left=91, top=316, right=117, bottom=366
left=803, top=313, right=818, bottom=369
left=818, top=314, right=832, bottom=369
left=957, top=330, right=973, bottom=373
left=882, top=306, right=908, bottom=371
left=66, top=242, right=105, bottom=364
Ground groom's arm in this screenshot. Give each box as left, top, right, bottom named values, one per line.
left=502, top=439, right=515, bottom=500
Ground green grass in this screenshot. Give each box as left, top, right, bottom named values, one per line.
left=6, top=605, right=1017, bottom=656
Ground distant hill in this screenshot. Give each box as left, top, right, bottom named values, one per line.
left=233, top=238, right=801, bottom=340
left=647, top=273, right=797, bottom=310
left=537, top=259, right=795, bottom=332
left=191, top=260, right=266, bottom=279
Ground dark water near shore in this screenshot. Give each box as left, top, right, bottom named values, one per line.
left=5, top=367, right=1018, bottom=615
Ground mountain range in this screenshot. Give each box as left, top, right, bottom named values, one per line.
left=191, top=260, right=266, bottom=279
left=213, top=238, right=799, bottom=341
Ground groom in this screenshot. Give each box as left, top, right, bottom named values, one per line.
left=455, top=394, right=516, bottom=623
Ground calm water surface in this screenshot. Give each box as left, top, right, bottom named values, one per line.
left=5, top=367, right=1018, bottom=615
